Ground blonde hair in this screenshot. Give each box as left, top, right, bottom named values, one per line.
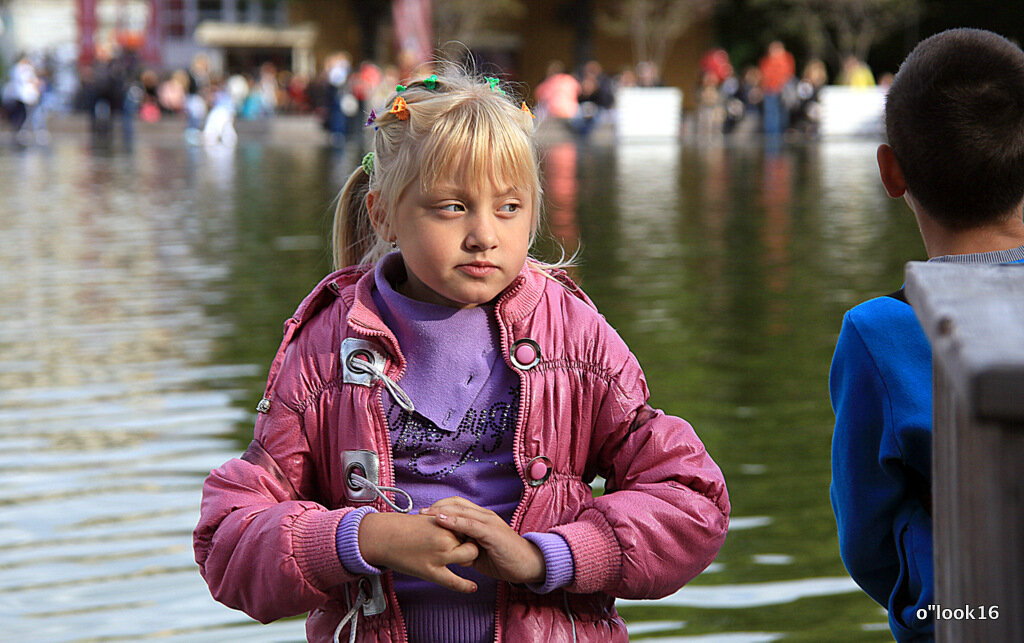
left=333, top=64, right=571, bottom=271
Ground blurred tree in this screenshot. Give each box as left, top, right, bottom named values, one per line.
left=596, top=0, right=716, bottom=73
left=433, top=0, right=527, bottom=59
left=748, top=0, right=921, bottom=67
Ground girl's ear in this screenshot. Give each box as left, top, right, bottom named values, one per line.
left=365, top=191, right=393, bottom=241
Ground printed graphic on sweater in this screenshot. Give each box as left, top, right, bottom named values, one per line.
left=386, top=384, right=520, bottom=480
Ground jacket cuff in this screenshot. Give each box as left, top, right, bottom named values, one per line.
left=522, top=532, right=574, bottom=594
left=336, top=506, right=382, bottom=576
left=292, top=507, right=351, bottom=590
left=550, top=508, right=621, bottom=594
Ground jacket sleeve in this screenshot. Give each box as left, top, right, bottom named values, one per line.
left=829, top=314, right=904, bottom=608
left=550, top=329, right=730, bottom=600
left=193, top=383, right=360, bottom=624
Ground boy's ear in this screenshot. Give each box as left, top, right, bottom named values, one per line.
left=365, top=191, right=393, bottom=241
left=877, top=144, right=907, bottom=198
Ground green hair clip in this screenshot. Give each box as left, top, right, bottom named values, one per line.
left=395, top=84, right=407, bottom=93
left=361, top=152, right=374, bottom=175
left=423, top=74, right=438, bottom=90
left=485, top=77, right=506, bottom=95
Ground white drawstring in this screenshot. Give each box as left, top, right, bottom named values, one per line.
left=348, top=472, right=414, bottom=513
left=335, top=578, right=375, bottom=643
left=563, top=591, right=578, bottom=643
left=334, top=600, right=360, bottom=643
left=346, top=352, right=415, bottom=414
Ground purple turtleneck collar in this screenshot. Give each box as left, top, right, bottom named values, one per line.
left=372, top=252, right=506, bottom=432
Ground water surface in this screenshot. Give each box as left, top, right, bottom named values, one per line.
left=0, top=135, right=922, bottom=641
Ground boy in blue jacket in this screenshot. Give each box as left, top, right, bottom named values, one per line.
left=829, top=28, right=1024, bottom=642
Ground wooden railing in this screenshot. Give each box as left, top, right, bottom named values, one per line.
left=905, top=262, right=1024, bottom=642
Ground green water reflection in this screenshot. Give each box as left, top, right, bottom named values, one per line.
left=207, top=138, right=921, bottom=639
left=0, top=135, right=926, bottom=639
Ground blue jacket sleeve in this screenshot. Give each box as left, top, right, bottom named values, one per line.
left=829, top=313, right=905, bottom=608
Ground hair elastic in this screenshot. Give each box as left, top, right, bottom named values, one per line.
left=424, top=74, right=438, bottom=90
left=361, top=152, right=375, bottom=175
left=390, top=96, right=410, bottom=120
left=365, top=109, right=377, bottom=127
left=485, top=77, right=506, bottom=95
left=395, top=84, right=407, bottom=92
left=521, top=102, right=534, bottom=118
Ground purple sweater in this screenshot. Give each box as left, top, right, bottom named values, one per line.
left=336, top=254, right=574, bottom=642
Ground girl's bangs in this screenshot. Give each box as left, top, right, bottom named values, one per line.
left=417, top=100, right=538, bottom=196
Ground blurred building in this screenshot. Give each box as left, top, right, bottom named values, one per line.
left=1, top=0, right=318, bottom=77
left=291, top=1, right=712, bottom=104
left=1, top=1, right=711, bottom=105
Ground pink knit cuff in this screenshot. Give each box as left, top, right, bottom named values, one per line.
left=292, top=507, right=353, bottom=590
left=550, top=509, right=621, bottom=594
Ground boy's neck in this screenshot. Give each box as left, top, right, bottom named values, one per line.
left=916, top=207, right=1024, bottom=259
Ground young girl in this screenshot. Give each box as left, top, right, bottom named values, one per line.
left=194, top=66, right=729, bottom=643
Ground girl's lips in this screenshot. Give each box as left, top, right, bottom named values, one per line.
left=457, top=263, right=498, bottom=277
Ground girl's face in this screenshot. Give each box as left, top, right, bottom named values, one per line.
left=383, top=171, right=534, bottom=308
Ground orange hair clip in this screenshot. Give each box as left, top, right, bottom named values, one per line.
left=390, top=96, right=410, bottom=120
left=521, top=102, right=534, bottom=118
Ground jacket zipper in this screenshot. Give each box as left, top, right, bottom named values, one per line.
left=349, top=320, right=410, bottom=642
left=352, top=273, right=531, bottom=643
left=491, top=275, right=532, bottom=643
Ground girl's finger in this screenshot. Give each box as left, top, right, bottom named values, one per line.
left=425, top=501, right=496, bottom=523
left=434, top=510, right=498, bottom=544
left=432, top=567, right=478, bottom=594
left=449, top=540, right=480, bottom=565
left=421, top=496, right=477, bottom=513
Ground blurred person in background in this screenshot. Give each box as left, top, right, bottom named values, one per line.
left=698, top=48, right=733, bottom=140
left=203, top=78, right=238, bottom=146
left=636, top=60, right=662, bottom=87
left=724, top=65, right=763, bottom=137
left=321, top=52, right=354, bottom=146
left=839, top=55, right=876, bottom=88
left=158, top=69, right=188, bottom=114
left=184, top=54, right=211, bottom=143
left=574, top=60, right=615, bottom=139
left=2, top=54, right=40, bottom=144
left=791, top=58, right=828, bottom=137
left=257, top=62, right=279, bottom=116
left=758, top=41, right=795, bottom=137
left=82, top=44, right=129, bottom=139
left=138, top=68, right=162, bottom=122
left=352, top=60, right=383, bottom=123
left=534, top=60, right=579, bottom=127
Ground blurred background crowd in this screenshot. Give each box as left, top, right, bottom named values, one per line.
left=0, top=39, right=877, bottom=147
left=2, top=0, right=1016, bottom=149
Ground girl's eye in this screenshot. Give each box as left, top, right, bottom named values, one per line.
left=439, top=203, right=465, bottom=214
left=499, top=203, right=520, bottom=215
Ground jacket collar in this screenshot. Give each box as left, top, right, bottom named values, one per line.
left=346, top=260, right=547, bottom=358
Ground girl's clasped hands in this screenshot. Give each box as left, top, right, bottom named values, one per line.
left=358, top=496, right=545, bottom=594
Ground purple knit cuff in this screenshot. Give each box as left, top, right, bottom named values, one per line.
left=522, top=532, right=575, bottom=594
left=336, top=506, right=382, bottom=576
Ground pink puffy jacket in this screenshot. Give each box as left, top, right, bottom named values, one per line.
left=194, top=262, right=729, bottom=642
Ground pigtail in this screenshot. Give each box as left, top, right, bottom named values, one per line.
left=332, top=165, right=375, bottom=270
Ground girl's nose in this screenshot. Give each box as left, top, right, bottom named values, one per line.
left=465, top=215, right=498, bottom=250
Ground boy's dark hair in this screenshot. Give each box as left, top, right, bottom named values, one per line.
left=886, top=28, right=1024, bottom=229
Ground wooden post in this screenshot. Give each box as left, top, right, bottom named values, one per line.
left=905, top=262, right=1024, bottom=642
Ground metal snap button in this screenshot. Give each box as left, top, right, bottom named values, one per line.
left=510, top=338, right=541, bottom=370
left=526, top=455, right=552, bottom=486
